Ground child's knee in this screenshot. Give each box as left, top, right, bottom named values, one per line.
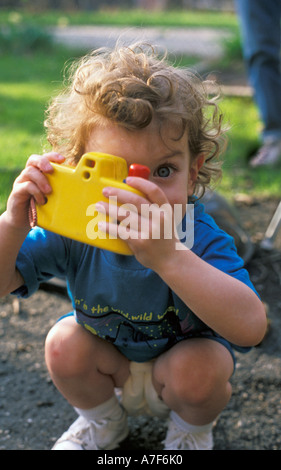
left=45, top=317, right=92, bottom=379
left=167, top=362, right=218, bottom=406
left=153, top=339, right=232, bottom=407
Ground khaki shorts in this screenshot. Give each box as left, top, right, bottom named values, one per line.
left=115, top=361, right=170, bottom=419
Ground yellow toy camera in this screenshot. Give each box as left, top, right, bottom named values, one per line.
left=28, top=152, right=150, bottom=255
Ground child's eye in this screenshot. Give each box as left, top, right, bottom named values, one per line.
left=155, top=166, right=174, bottom=178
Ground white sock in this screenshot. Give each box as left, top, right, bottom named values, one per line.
left=75, top=395, right=124, bottom=422
left=170, top=410, right=213, bottom=434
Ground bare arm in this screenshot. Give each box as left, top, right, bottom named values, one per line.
left=157, top=248, right=267, bottom=347
left=0, top=152, right=65, bottom=297
left=0, top=213, right=28, bottom=296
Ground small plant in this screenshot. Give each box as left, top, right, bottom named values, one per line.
left=220, top=31, right=243, bottom=68
left=0, top=21, right=53, bottom=54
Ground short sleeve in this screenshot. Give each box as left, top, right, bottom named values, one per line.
left=13, top=228, right=70, bottom=298
left=192, top=201, right=259, bottom=296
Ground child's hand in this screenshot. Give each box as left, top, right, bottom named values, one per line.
left=6, top=152, right=65, bottom=230
left=98, top=177, right=184, bottom=272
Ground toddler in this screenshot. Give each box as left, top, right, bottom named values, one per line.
left=0, top=43, right=266, bottom=450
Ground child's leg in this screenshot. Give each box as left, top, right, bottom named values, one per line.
left=45, top=315, right=130, bottom=409
left=152, top=337, right=233, bottom=425
left=45, top=316, right=131, bottom=450
left=152, top=338, right=233, bottom=450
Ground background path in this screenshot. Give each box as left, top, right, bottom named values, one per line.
left=51, top=25, right=230, bottom=59
left=51, top=24, right=252, bottom=97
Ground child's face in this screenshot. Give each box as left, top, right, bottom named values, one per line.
left=85, top=118, right=202, bottom=208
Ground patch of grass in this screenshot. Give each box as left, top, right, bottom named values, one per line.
left=0, top=169, right=21, bottom=215
left=0, top=8, right=239, bottom=31
left=219, top=30, right=243, bottom=68
left=218, top=97, right=280, bottom=199
left=0, top=21, right=53, bottom=54
left=0, top=47, right=77, bottom=213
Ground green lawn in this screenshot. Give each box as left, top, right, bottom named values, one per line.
left=0, top=8, right=239, bottom=31
left=0, top=48, right=73, bottom=212
left=0, top=9, right=279, bottom=214
left=219, top=97, right=280, bottom=199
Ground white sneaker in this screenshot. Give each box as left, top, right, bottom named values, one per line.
left=163, top=418, right=213, bottom=450
left=52, top=411, right=129, bottom=450
left=250, top=139, right=281, bottom=168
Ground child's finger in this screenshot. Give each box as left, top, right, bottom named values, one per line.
left=125, top=177, right=169, bottom=206
left=26, top=153, right=65, bottom=173
left=98, top=220, right=139, bottom=242
left=15, top=165, right=52, bottom=195
left=13, top=180, right=47, bottom=207
left=96, top=201, right=141, bottom=233
left=102, top=186, right=148, bottom=214
left=102, top=176, right=169, bottom=209
left=102, top=178, right=169, bottom=210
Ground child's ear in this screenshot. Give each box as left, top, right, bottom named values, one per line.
left=188, top=154, right=205, bottom=196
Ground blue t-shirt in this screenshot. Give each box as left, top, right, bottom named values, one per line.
left=14, top=200, right=258, bottom=362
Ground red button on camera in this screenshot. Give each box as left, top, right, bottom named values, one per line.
left=128, top=164, right=150, bottom=180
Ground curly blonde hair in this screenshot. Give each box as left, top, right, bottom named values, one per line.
left=44, top=42, right=227, bottom=195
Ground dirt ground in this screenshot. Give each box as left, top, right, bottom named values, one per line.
left=0, top=197, right=281, bottom=451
